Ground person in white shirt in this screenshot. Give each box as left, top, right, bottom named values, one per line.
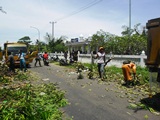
left=95, top=47, right=106, bottom=79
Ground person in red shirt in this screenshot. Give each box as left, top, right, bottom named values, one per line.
left=43, top=52, right=49, bottom=65
left=43, top=52, right=48, bottom=60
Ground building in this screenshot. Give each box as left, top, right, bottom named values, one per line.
left=65, top=35, right=92, bottom=54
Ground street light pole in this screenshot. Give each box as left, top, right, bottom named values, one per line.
left=30, top=26, right=40, bottom=51
left=128, top=0, right=131, bottom=54
left=30, top=26, right=40, bottom=42
left=49, top=21, right=56, bottom=41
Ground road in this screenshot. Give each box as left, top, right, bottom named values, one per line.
left=29, top=62, right=160, bottom=120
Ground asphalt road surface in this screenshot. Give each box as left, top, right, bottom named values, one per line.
left=29, top=62, right=160, bottom=120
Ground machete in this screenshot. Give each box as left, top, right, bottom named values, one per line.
left=104, top=58, right=112, bottom=67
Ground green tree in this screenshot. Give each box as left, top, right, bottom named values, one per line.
left=121, top=23, right=147, bottom=55
left=44, top=33, right=67, bottom=53
left=90, top=23, right=147, bottom=55
left=0, top=6, right=7, bottom=14
left=18, top=36, right=32, bottom=45
left=38, top=41, right=47, bottom=52
left=90, top=29, right=115, bottom=53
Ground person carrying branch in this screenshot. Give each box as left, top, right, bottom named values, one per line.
left=122, top=60, right=136, bottom=88
left=94, top=47, right=106, bottom=79
left=35, top=53, right=41, bottom=67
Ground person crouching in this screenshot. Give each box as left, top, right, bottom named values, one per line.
left=122, top=60, right=136, bottom=88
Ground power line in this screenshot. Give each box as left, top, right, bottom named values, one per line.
left=55, top=0, right=102, bottom=22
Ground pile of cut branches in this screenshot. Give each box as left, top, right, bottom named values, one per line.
left=0, top=63, right=68, bottom=120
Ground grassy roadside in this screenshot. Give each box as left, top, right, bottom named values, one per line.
left=0, top=63, right=68, bottom=120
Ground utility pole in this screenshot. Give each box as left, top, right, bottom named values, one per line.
left=128, top=0, right=131, bottom=54
left=50, top=21, right=56, bottom=41
left=30, top=26, right=40, bottom=51
left=129, top=0, right=131, bottom=36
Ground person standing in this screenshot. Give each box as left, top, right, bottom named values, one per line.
left=95, top=47, right=106, bottom=79
left=7, top=51, right=15, bottom=73
left=122, top=60, right=136, bottom=88
left=18, top=50, right=27, bottom=72
left=64, top=51, right=68, bottom=61
left=35, top=53, right=41, bottom=67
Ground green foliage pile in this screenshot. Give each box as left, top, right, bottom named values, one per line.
left=0, top=63, right=68, bottom=120
left=79, top=63, right=149, bottom=85
left=104, top=66, right=149, bottom=84
left=73, top=62, right=85, bottom=79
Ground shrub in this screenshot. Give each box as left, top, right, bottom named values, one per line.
left=0, top=63, right=68, bottom=120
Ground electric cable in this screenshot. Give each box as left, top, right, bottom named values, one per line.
left=55, top=0, right=102, bottom=22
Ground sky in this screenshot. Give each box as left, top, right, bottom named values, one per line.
left=0, top=0, right=160, bottom=47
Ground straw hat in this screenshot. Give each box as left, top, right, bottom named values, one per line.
left=99, top=47, right=104, bottom=50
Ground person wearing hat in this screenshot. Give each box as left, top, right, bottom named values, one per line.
left=95, top=47, right=106, bottom=79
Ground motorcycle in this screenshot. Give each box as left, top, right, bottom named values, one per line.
left=43, top=58, right=49, bottom=66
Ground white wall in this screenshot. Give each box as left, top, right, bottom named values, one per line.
left=50, top=52, right=147, bottom=68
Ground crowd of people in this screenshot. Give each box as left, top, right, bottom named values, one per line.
left=5, top=51, right=50, bottom=73
left=5, top=48, right=137, bottom=88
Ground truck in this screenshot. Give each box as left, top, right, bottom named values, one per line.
left=146, top=17, right=160, bottom=79
left=0, top=42, right=38, bottom=67
left=146, top=17, right=160, bottom=95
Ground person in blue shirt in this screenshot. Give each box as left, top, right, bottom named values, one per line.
left=18, top=50, right=27, bottom=72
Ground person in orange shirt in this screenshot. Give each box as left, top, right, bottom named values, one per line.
left=122, top=60, right=136, bottom=88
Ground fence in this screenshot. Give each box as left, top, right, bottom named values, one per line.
left=49, top=51, right=147, bottom=68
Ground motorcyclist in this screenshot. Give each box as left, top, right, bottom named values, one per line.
left=43, top=52, right=49, bottom=66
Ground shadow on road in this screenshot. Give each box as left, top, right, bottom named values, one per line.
left=140, top=93, right=160, bottom=112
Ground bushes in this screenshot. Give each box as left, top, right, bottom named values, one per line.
left=0, top=63, right=68, bottom=120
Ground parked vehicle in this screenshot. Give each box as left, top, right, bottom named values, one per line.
left=49, top=55, right=59, bottom=62
left=43, top=59, right=49, bottom=66
left=146, top=17, right=160, bottom=82
left=59, top=59, right=68, bottom=66
left=0, top=42, right=38, bottom=67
